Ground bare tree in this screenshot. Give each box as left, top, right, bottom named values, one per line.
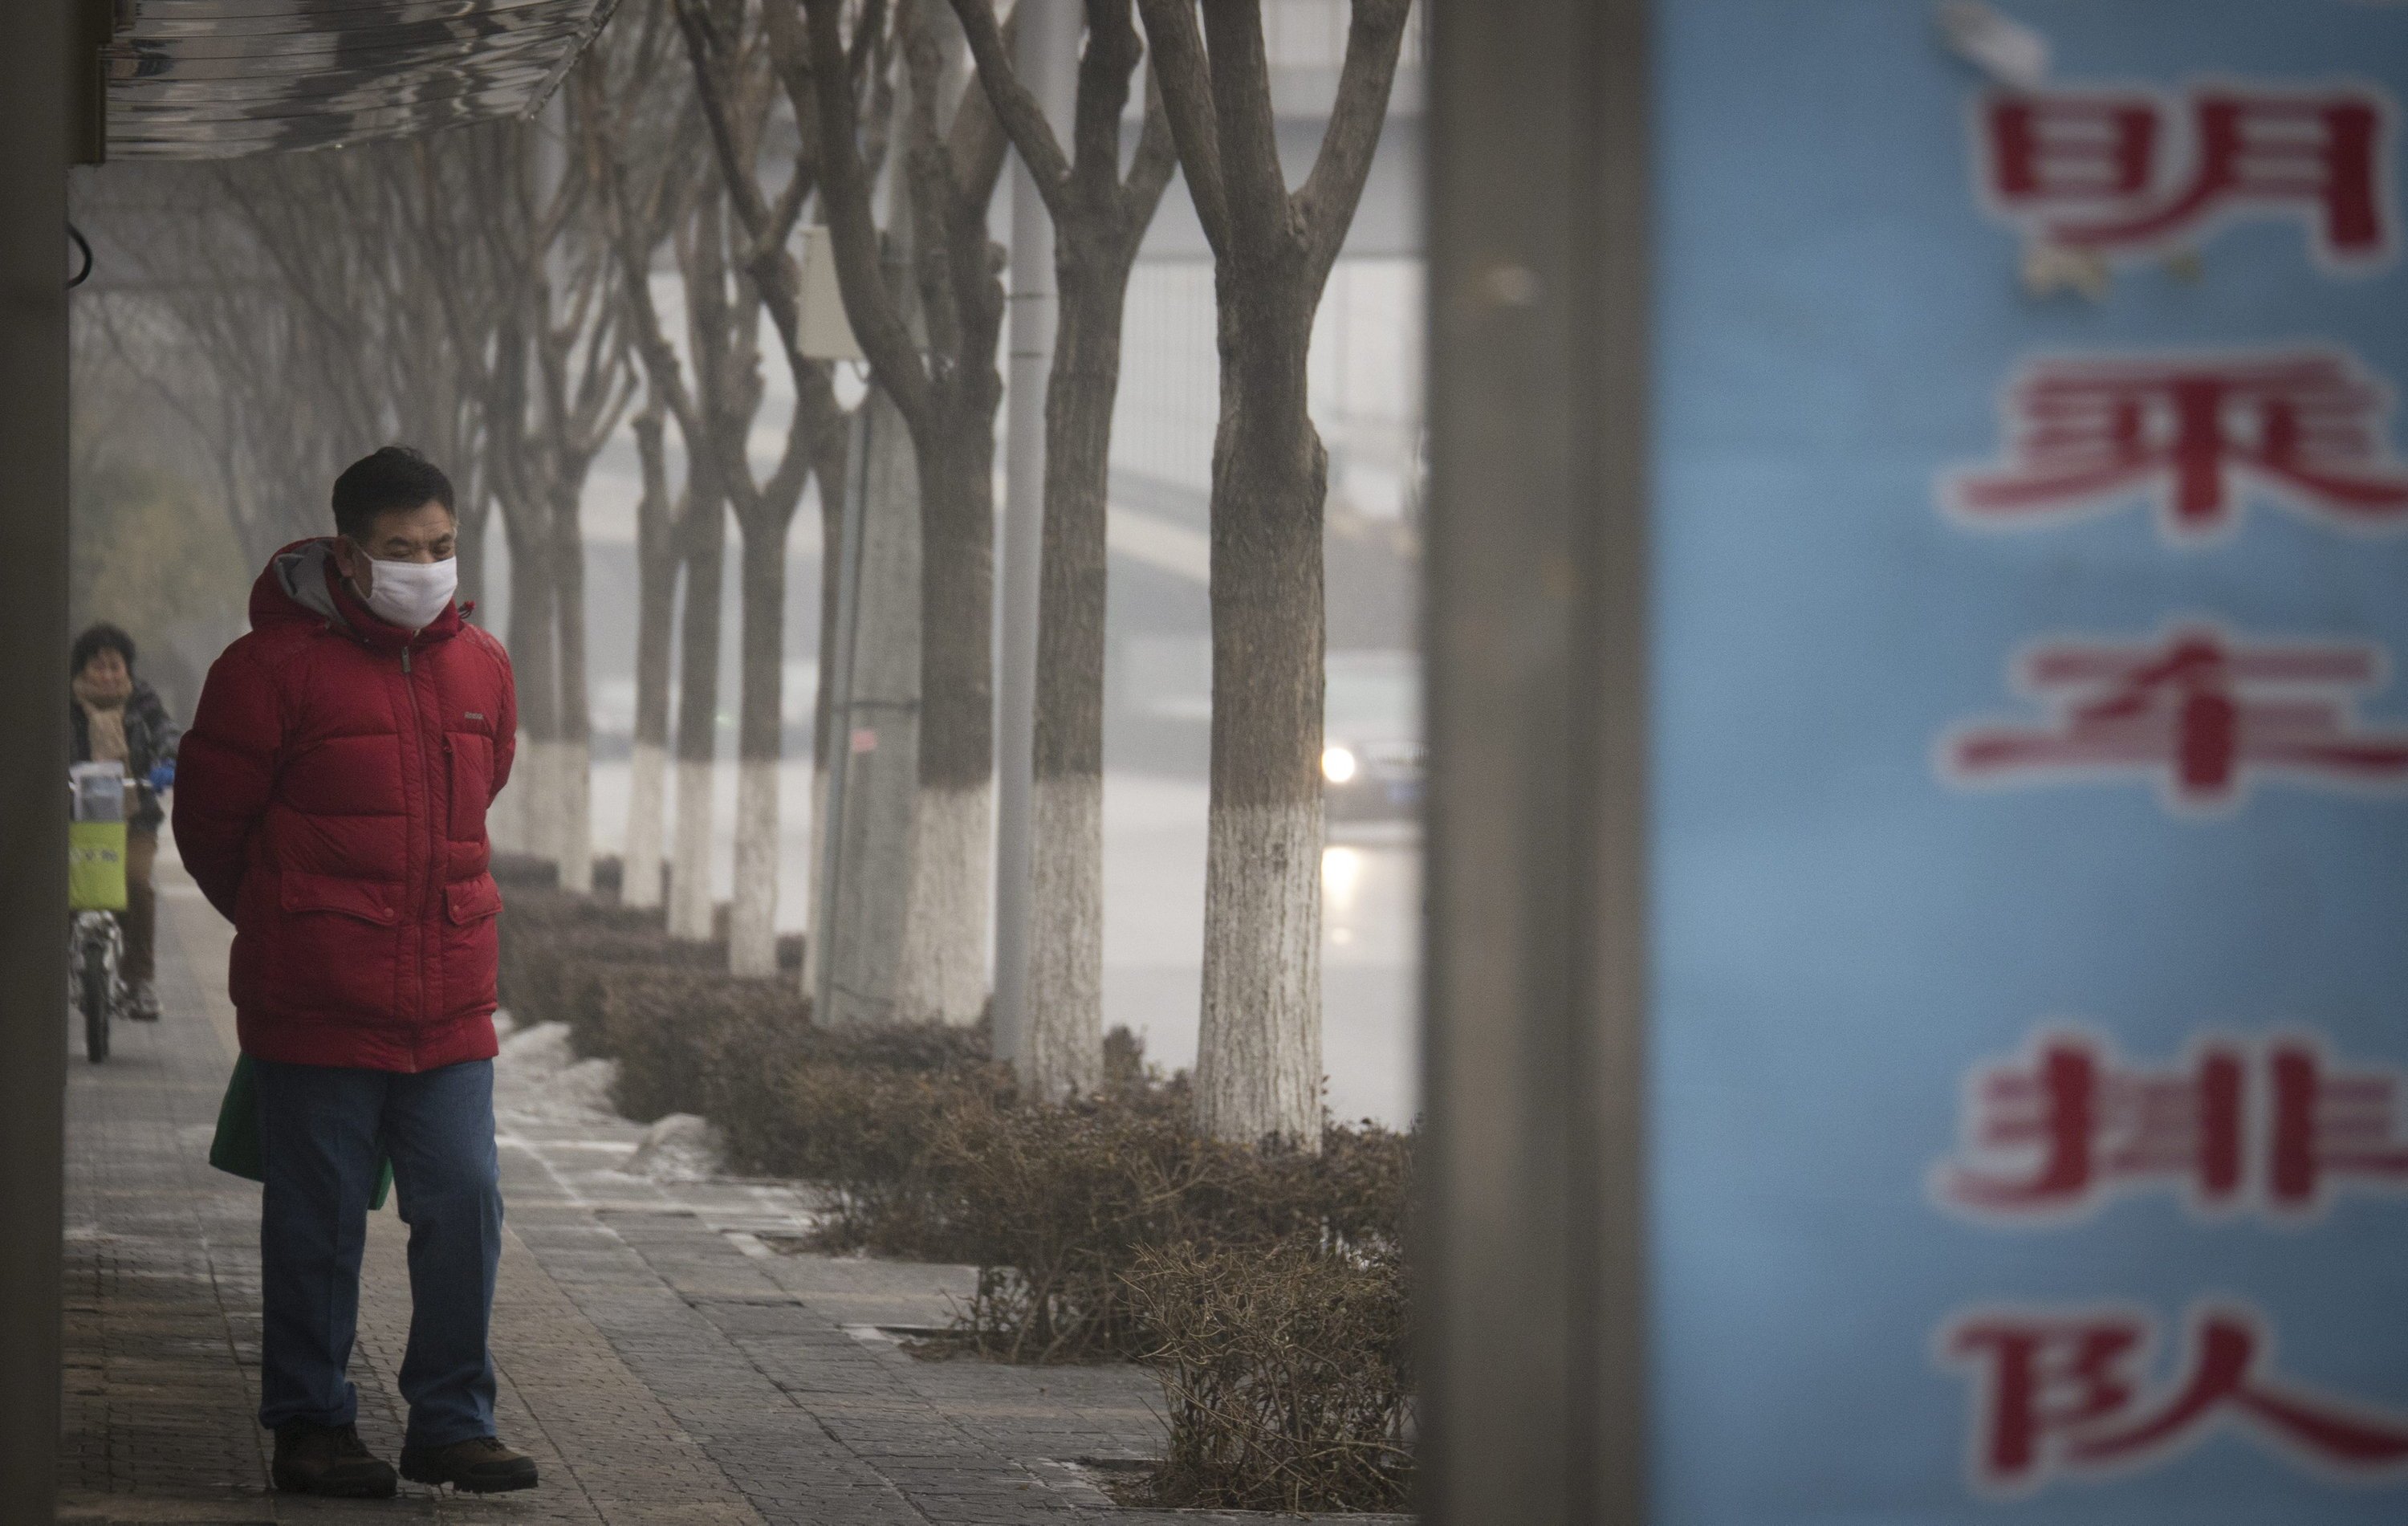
left=1134, top=0, right=1410, bottom=1146
left=401, top=109, right=634, bottom=884
left=78, top=152, right=500, bottom=600
left=671, top=417, right=730, bottom=941
left=666, top=0, right=859, bottom=978
left=950, top=0, right=1176, bottom=1095
left=804, top=0, right=1013, bottom=1025
left=665, top=189, right=747, bottom=942
left=478, top=92, right=637, bottom=894
left=585, top=0, right=713, bottom=913
left=79, top=126, right=635, bottom=895
left=589, top=2, right=736, bottom=940
left=623, top=396, right=677, bottom=907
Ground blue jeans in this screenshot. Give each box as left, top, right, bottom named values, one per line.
left=253, top=1057, right=503, bottom=1447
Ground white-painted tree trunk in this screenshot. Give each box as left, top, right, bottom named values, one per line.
left=519, top=739, right=562, bottom=869
left=799, top=759, right=828, bottom=996
left=899, top=779, right=992, bottom=1026
left=555, top=737, right=593, bottom=895
left=490, top=728, right=533, bottom=855
left=622, top=740, right=668, bottom=909
left=728, top=756, right=780, bottom=977
left=667, top=757, right=717, bottom=941
left=1023, top=772, right=1102, bottom=1100
left=1194, top=800, right=1324, bottom=1148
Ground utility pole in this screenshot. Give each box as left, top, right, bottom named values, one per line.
left=990, top=0, right=1078, bottom=1066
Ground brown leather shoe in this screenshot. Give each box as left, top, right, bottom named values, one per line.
left=399, top=1434, right=539, bottom=1493
left=271, top=1421, right=398, bottom=1497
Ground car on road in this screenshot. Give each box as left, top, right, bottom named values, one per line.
left=1323, top=649, right=1422, bottom=823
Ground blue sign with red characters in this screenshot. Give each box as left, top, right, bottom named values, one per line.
left=1648, top=3, right=2408, bottom=1520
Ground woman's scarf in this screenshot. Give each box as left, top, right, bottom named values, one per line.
left=73, top=670, right=133, bottom=766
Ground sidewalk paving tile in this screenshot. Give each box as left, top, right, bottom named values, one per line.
left=57, top=859, right=1399, bottom=1525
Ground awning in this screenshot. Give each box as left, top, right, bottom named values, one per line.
left=101, top=0, right=618, bottom=159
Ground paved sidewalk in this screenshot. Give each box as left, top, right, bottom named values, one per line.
left=59, top=853, right=1348, bottom=1524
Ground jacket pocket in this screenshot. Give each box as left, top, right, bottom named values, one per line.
left=447, top=733, right=494, bottom=842
left=279, top=870, right=402, bottom=926
left=445, top=874, right=502, bottom=925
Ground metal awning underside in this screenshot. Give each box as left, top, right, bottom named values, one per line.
left=103, top=0, right=616, bottom=160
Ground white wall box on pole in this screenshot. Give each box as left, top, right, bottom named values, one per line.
left=799, top=226, right=865, bottom=363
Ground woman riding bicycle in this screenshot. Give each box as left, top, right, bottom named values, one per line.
left=70, top=623, right=180, bottom=1021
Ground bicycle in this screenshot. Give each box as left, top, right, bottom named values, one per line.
left=69, top=762, right=131, bottom=1064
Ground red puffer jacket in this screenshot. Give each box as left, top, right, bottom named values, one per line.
left=175, top=539, right=516, bottom=1072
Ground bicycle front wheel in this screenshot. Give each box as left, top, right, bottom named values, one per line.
left=81, top=939, right=110, bottom=1064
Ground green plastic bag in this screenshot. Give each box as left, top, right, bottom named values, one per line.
left=209, top=1054, right=394, bottom=1211
left=68, top=820, right=127, bottom=912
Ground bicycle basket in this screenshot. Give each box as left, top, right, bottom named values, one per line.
left=69, top=820, right=128, bottom=912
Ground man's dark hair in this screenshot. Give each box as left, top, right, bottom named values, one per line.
left=332, top=446, right=455, bottom=542
left=71, top=622, right=136, bottom=677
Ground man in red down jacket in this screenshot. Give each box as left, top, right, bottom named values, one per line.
left=176, top=446, right=538, bottom=1499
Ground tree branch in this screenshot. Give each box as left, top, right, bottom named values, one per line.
left=1295, top=0, right=1409, bottom=279
left=802, top=0, right=932, bottom=425
left=679, top=0, right=820, bottom=382
left=947, top=0, right=1072, bottom=214
left=1123, top=56, right=1179, bottom=222
left=942, top=2, right=1013, bottom=198
left=1196, top=0, right=1288, bottom=261
left=1132, top=0, right=1227, bottom=257
left=1071, top=0, right=1141, bottom=202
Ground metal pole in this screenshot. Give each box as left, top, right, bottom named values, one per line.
left=1422, top=1, right=1650, bottom=1524
left=0, top=1, right=71, bottom=1510
left=812, top=399, right=874, bottom=1023
left=990, top=0, right=1076, bottom=1067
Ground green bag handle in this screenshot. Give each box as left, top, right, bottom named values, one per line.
left=209, top=1054, right=394, bottom=1211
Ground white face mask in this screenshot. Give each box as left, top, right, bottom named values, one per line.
left=360, top=553, right=458, bottom=631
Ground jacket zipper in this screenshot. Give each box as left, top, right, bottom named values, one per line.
left=398, top=639, right=430, bottom=1070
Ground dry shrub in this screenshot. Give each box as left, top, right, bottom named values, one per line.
left=777, top=1063, right=1009, bottom=1249
left=1125, top=1240, right=1413, bottom=1513
left=917, top=1101, right=1224, bottom=1359
left=593, top=970, right=809, bottom=1124
left=495, top=886, right=690, bottom=1044
left=1100, top=1024, right=1157, bottom=1102
left=502, top=869, right=1421, bottom=1505
left=490, top=853, right=559, bottom=891
left=495, top=877, right=799, bottom=1045
left=584, top=965, right=994, bottom=1183
left=917, top=1101, right=1413, bottom=1363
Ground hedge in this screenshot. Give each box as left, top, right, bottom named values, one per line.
left=494, top=872, right=1413, bottom=1510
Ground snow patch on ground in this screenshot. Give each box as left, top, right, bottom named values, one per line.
left=626, top=1113, right=725, bottom=1182
left=493, top=1019, right=622, bottom=1126
left=491, top=1011, right=732, bottom=1181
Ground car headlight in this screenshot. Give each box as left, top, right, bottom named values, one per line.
left=1322, top=746, right=1359, bottom=784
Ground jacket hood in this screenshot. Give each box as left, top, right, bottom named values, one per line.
left=250, top=538, right=463, bottom=649
left=253, top=539, right=344, bottom=629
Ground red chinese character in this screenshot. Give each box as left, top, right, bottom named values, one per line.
left=2267, top=1037, right=2408, bottom=1212
left=1947, top=628, right=2408, bottom=808
left=1979, top=87, right=2394, bottom=265
left=1947, top=1306, right=2408, bottom=1491
left=1945, top=352, right=2408, bottom=538
left=1938, top=1032, right=2244, bottom=1216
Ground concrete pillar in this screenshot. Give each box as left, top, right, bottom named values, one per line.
left=1420, top=1, right=1650, bottom=1523
left=816, top=388, right=924, bottom=1025
left=0, top=0, right=72, bottom=1509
